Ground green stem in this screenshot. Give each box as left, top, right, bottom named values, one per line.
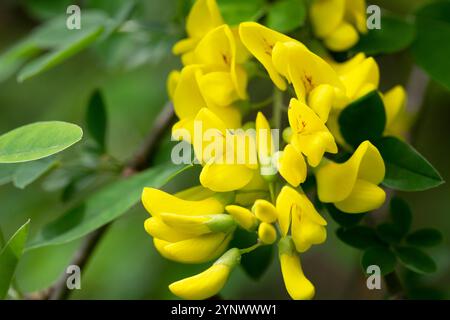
left=239, top=242, right=262, bottom=255
left=384, top=272, right=404, bottom=299
left=269, top=182, right=276, bottom=204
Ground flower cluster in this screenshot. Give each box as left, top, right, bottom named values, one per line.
left=141, top=0, right=410, bottom=300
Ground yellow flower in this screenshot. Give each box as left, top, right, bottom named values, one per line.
left=258, top=222, right=277, bottom=244
left=316, top=140, right=386, bottom=213
left=288, top=98, right=338, bottom=167
left=171, top=65, right=242, bottom=143
left=272, top=41, right=346, bottom=121
left=276, top=186, right=327, bottom=252
left=225, top=205, right=259, bottom=231
left=278, top=236, right=315, bottom=300
left=159, top=213, right=236, bottom=236
left=172, top=0, right=224, bottom=65
left=169, top=248, right=241, bottom=300
left=310, top=0, right=367, bottom=51
left=194, top=25, right=248, bottom=102
left=154, top=232, right=232, bottom=264
left=239, top=22, right=296, bottom=90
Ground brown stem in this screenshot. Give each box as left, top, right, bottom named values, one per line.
left=41, top=102, right=175, bottom=300
left=384, top=272, right=405, bottom=300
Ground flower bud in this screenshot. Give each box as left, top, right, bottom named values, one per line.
left=252, top=199, right=277, bottom=223
left=258, top=222, right=277, bottom=244
left=225, top=205, right=259, bottom=231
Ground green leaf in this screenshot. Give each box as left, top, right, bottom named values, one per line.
left=265, top=0, right=306, bottom=33
left=353, top=15, right=415, bottom=55
left=376, top=223, right=403, bottom=244
left=0, top=220, right=30, bottom=299
left=86, top=90, right=108, bottom=151
left=217, top=0, right=266, bottom=25
left=324, top=203, right=365, bottom=228
left=336, top=226, right=384, bottom=250
left=27, top=164, right=190, bottom=250
left=389, top=197, right=412, bottom=235
left=361, top=246, right=397, bottom=276
left=0, top=41, right=41, bottom=83
left=412, top=1, right=450, bottom=91
left=339, top=91, right=386, bottom=148
left=396, top=246, right=437, bottom=274
left=0, top=121, right=83, bottom=164
left=23, top=0, right=73, bottom=20
left=376, top=136, right=444, bottom=191
left=406, top=229, right=443, bottom=247
left=0, top=164, right=19, bottom=186
left=18, top=25, right=104, bottom=82
left=13, top=157, right=58, bottom=189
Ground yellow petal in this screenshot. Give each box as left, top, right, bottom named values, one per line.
left=200, top=161, right=255, bottom=192
left=346, top=0, right=368, bottom=33
left=288, top=98, right=337, bottom=167
left=169, top=248, right=240, bottom=300
left=173, top=38, right=198, bottom=56
left=276, top=186, right=294, bottom=236
left=278, top=237, right=315, bottom=300
left=308, top=84, right=335, bottom=122
left=194, top=24, right=234, bottom=68
left=225, top=205, right=259, bottom=231
left=258, top=222, right=277, bottom=244
left=167, top=70, right=180, bottom=100
left=278, top=144, right=306, bottom=187
left=316, top=140, right=385, bottom=203
left=142, top=187, right=224, bottom=217
left=329, top=52, right=366, bottom=75
left=160, top=213, right=235, bottom=235
left=291, top=214, right=327, bottom=253
left=144, top=217, right=193, bottom=242
left=175, top=185, right=216, bottom=201
left=334, top=179, right=386, bottom=213
left=256, top=112, right=274, bottom=160
left=161, top=232, right=232, bottom=264
left=383, top=85, right=407, bottom=130
left=310, top=0, right=345, bottom=38
left=186, top=0, right=224, bottom=39
left=253, top=199, right=278, bottom=223
left=340, top=57, right=379, bottom=100
left=172, top=66, right=207, bottom=119
left=324, top=22, right=359, bottom=52
left=197, top=71, right=239, bottom=107
left=239, top=22, right=296, bottom=90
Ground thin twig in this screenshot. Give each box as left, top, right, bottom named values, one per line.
left=41, top=102, right=175, bottom=300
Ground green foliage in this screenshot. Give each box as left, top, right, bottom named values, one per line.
left=217, top=0, right=266, bottom=25
left=361, top=246, right=397, bottom=276
left=86, top=90, right=108, bottom=152
left=12, top=157, right=58, bottom=189
left=406, top=229, right=443, bottom=247
left=0, top=122, right=83, bottom=164
left=338, top=91, right=386, bottom=148
left=354, top=15, right=415, bottom=55
left=413, top=0, right=450, bottom=91
left=376, top=136, right=444, bottom=191
left=27, top=164, right=190, bottom=250
left=395, top=246, right=437, bottom=274
left=376, top=223, right=403, bottom=244
left=0, top=220, right=30, bottom=299
left=324, top=203, right=365, bottom=228
left=336, top=226, right=383, bottom=250
left=389, top=197, right=412, bottom=236
left=265, top=0, right=306, bottom=33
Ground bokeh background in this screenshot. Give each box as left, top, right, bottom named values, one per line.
left=0, top=0, right=448, bottom=299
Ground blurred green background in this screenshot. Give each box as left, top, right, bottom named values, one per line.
left=0, top=0, right=448, bottom=299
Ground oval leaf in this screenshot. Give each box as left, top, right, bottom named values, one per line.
left=217, top=0, right=266, bottom=25
left=0, top=220, right=30, bottom=299
left=389, top=197, right=412, bottom=235
left=0, top=121, right=83, bottom=164
left=27, top=164, right=190, bottom=250
left=406, top=228, right=443, bottom=247
left=86, top=90, right=108, bottom=151
left=396, top=246, right=437, bottom=274
left=412, top=1, right=450, bottom=91
left=362, top=246, right=397, bottom=276
left=376, top=223, right=403, bottom=244
left=354, top=15, right=415, bottom=55
left=325, top=203, right=365, bottom=228
left=339, top=91, right=386, bottom=148
left=13, top=157, right=58, bottom=189
left=376, top=136, right=444, bottom=191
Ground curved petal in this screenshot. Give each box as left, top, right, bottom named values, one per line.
left=186, top=0, right=224, bottom=39
left=310, top=0, right=345, bottom=38
left=200, top=161, right=255, bottom=192
left=335, top=179, right=386, bottom=213
left=340, top=57, right=379, bottom=100
left=278, top=144, right=307, bottom=187
left=144, top=217, right=193, bottom=242
left=291, top=214, right=327, bottom=253
left=323, top=22, right=359, bottom=52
